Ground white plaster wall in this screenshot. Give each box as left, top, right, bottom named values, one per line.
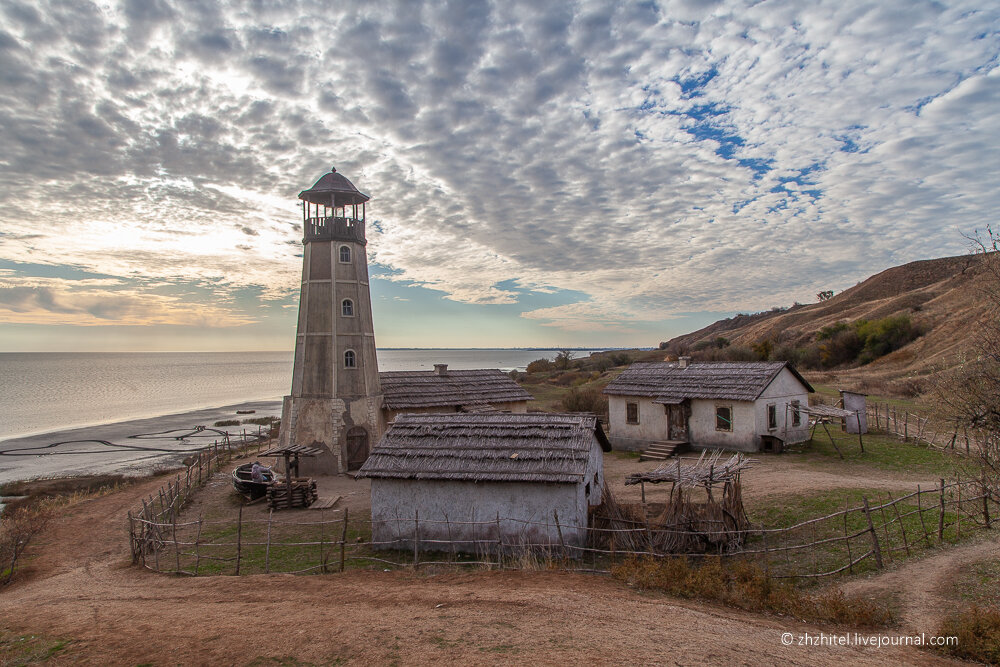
left=370, top=479, right=589, bottom=552
left=756, top=368, right=811, bottom=445
left=689, top=399, right=758, bottom=451
left=606, top=396, right=668, bottom=450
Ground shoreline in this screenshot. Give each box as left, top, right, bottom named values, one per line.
left=0, top=399, right=282, bottom=488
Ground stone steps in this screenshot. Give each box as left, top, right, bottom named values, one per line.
left=638, top=440, right=687, bottom=462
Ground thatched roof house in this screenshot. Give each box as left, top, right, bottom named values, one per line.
left=357, top=413, right=610, bottom=554
left=379, top=365, right=533, bottom=419
left=603, top=359, right=813, bottom=454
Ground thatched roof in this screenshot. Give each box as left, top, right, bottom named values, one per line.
left=379, top=369, right=534, bottom=410
left=356, top=413, right=611, bottom=483
left=603, top=361, right=814, bottom=402
left=624, top=451, right=754, bottom=488
left=299, top=167, right=370, bottom=206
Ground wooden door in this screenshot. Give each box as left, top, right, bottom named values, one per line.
left=346, top=427, right=369, bottom=470
left=668, top=404, right=688, bottom=441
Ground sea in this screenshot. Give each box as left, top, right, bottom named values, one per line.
left=0, top=349, right=603, bottom=441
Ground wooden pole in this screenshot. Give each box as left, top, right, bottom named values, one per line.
left=888, top=492, right=910, bottom=557
left=957, top=477, right=962, bottom=540
left=876, top=493, right=893, bottom=562
left=413, top=510, right=420, bottom=570
left=554, top=509, right=566, bottom=559
left=285, top=452, right=293, bottom=510
left=340, top=507, right=349, bottom=573
left=496, top=512, right=503, bottom=568
left=265, top=509, right=273, bottom=574
left=173, top=509, right=180, bottom=573
left=862, top=496, right=884, bottom=569
left=904, top=412, right=909, bottom=441
left=843, top=506, right=853, bottom=574
left=235, top=504, right=243, bottom=575
left=444, top=512, right=455, bottom=563
left=939, top=478, right=946, bottom=541
left=194, top=516, right=203, bottom=576
left=916, top=485, right=932, bottom=546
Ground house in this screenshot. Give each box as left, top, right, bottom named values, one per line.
left=379, top=364, right=533, bottom=422
left=356, top=412, right=611, bottom=554
left=603, top=359, right=814, bottom=454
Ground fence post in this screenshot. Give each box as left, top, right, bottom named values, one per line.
left=173, top=509, right=180, bottom=574
left=554, top=510, right=566, bottom=559
left=496, top=513, right=503, bottom=568
left=127, top=510, right=137, bottom=564
left=916, top=485, right=932, bottom=546
left=862, top=496, right=884, bottom=569
left=888, top=492, right=910, bottom=557
left=340, top=507, right=349, bottom=573
left=235, top=504, right=243, bottom=575
left=939, top=478, right=946, bottom=541
left=904, top=413, right=909, bottom=441
left=413, top=510, right=419, bottom=570
left=265, top=509, right=273, bottom=574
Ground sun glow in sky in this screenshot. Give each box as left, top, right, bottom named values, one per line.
left=0, top=1, right=998, bottom=351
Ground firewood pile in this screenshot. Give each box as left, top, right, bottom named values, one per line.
left=266, top=478, right=318, bottom=509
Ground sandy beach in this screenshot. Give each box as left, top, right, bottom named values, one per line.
left=0, top=400, right=282, bottom=488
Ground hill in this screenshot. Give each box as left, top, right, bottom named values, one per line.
left=660, top=253, right=993, bottom=395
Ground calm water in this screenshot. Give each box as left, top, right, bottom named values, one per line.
left=0, top=349, right=600, bottom=440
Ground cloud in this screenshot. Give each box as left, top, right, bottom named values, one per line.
left=0, top=0, right=997, bottom=337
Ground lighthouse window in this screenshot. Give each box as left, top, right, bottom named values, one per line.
left=341, top=299, right=354, bottom=317
left=344, top=350, right=356, bottom=368
left=339, top=245, right=351, bottom=263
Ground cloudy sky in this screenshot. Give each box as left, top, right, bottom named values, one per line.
left=0, top=0, right=997, bottom=352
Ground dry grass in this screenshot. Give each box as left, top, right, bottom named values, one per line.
left=611, top=556, right=894, bottom=628
left=937, top=605, right=1000, bottom=664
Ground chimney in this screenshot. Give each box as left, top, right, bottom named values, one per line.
left=434, top=363, right=448, bottom=376
left=678, top=356, right=691, bottom=369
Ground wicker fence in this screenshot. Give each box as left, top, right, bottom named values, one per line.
left=129, top=476, right=997, bottom=579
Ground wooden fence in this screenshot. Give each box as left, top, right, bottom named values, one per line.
left=128, top=476, right=996, bottom=580
left=867, top=403, right=989, bottom=455
left=126, top=427, right=274, bottom=566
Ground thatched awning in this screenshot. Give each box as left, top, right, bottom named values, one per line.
left=379, top=369, right=533, bottom=410
left=604, top=361, right=814, bottom=401
left=357, top=413, right=610, bottom=483
left=799, top=404, right=855, bottom=419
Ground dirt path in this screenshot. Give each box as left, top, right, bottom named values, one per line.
left=840, top=531, right=1000, bottom=634
left=0, top=473, right=958, bottom=666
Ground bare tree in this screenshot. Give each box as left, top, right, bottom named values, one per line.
left=935, top=227, right=1000, bottom=491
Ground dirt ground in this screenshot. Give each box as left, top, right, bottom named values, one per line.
left=0, top=455, right=972, bottom=666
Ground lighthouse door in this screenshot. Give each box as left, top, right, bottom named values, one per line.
left=346, top=427, right=369, bottom=470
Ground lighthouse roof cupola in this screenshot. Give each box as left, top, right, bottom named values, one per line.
left=298, top=166, right=369, bottom=245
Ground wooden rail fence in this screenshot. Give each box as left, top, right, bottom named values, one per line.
left=866, top=403, right=990, bottom=455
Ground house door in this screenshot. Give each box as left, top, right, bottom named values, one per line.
left=345, top=426, right=369, bottom=470
left=668, top=404, right=688, bottom=441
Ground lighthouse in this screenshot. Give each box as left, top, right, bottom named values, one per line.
left=277, top=167, right=384, bottom=473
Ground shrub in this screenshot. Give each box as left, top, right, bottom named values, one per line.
left=612, top=556, right=893, bottom=628
left=937, top=606, right=1000, bottom=663
left=1, top=503, right=53, bottom=584
left=561, top=387, right=607, bottom=415
left=526, top=358, right=554, bottom=374
left=214, top=419, right=240, bottom=427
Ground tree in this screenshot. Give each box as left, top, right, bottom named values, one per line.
left=934, top=227, right=1000, bottom=493
left=817, top=290, right=834, bottom=302
left=554, top=349, right=575, bottom=370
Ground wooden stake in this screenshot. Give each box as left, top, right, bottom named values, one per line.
left=496, top=513, right=503, bottom=568
left=413, top=510, right=420, bottom=570
left=876, top=493, right=893, bottom=562
left=554, top=509, right=566, bottom=558
left=888, top=492, right=910, bottom=557
left=265, top=509, right=273, bottom=574
left=862, top=496, right=883, bottom=569
left=339, top=508, right=348, bottom=572
left=916, top=485, right=932, bottom=546
left=939, top=478, right=946, bottom=541
left=173, top=509, right=180, bottom=574
left=843, top=506, right=854, bottom=574
left=194, top=516, right=203, bottom=576
left=235, top=504, right=243, bottom=575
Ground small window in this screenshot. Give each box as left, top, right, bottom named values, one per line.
left=716, top=406, right=732, bottom=432
left=626, top=402, right=639, bottom=425
left=767, top=404, right=777, bottom=430
left=339, top=245, right=351, bottom=263
left=791, top=400, right=801, bottom=427
left=341, top=299, right=354, bottom=317
left=585, top=482, right=591, bottom=497
left=344, top=349, right=356, bottom=368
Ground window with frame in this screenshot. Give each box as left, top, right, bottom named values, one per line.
left=791, top=400, right=801, bottom=427
left=626, top=402, right=639, bottom=424
left=715, top=405, right=733, bottom=431
left=344, top=349, right=356, bottom=368
left=341, top=299, right=354, bottom=317
left=339, top=245, right=351, bottom=263
left=767, top=404, right=777, bottom=430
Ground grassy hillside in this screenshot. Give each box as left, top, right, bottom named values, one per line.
left=660, top=253, right=994, bottom=397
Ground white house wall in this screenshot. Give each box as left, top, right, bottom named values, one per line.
left=606, top=396, right=668, bottom=451
left=756, top=368, right=811, bottom=446
left=688, top=399, right=758, bottom=451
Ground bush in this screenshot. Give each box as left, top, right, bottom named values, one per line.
left=526, top=358, right=554, bottom=374
left=214, top=419, right=240, bottom=427
left=937, top=606, right=1000, bottom=663
left=561, top=387, right=607, bottom=416
left=612, top=556, right=893, bottom=628
left=1, top=503, right=53, bottom=584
